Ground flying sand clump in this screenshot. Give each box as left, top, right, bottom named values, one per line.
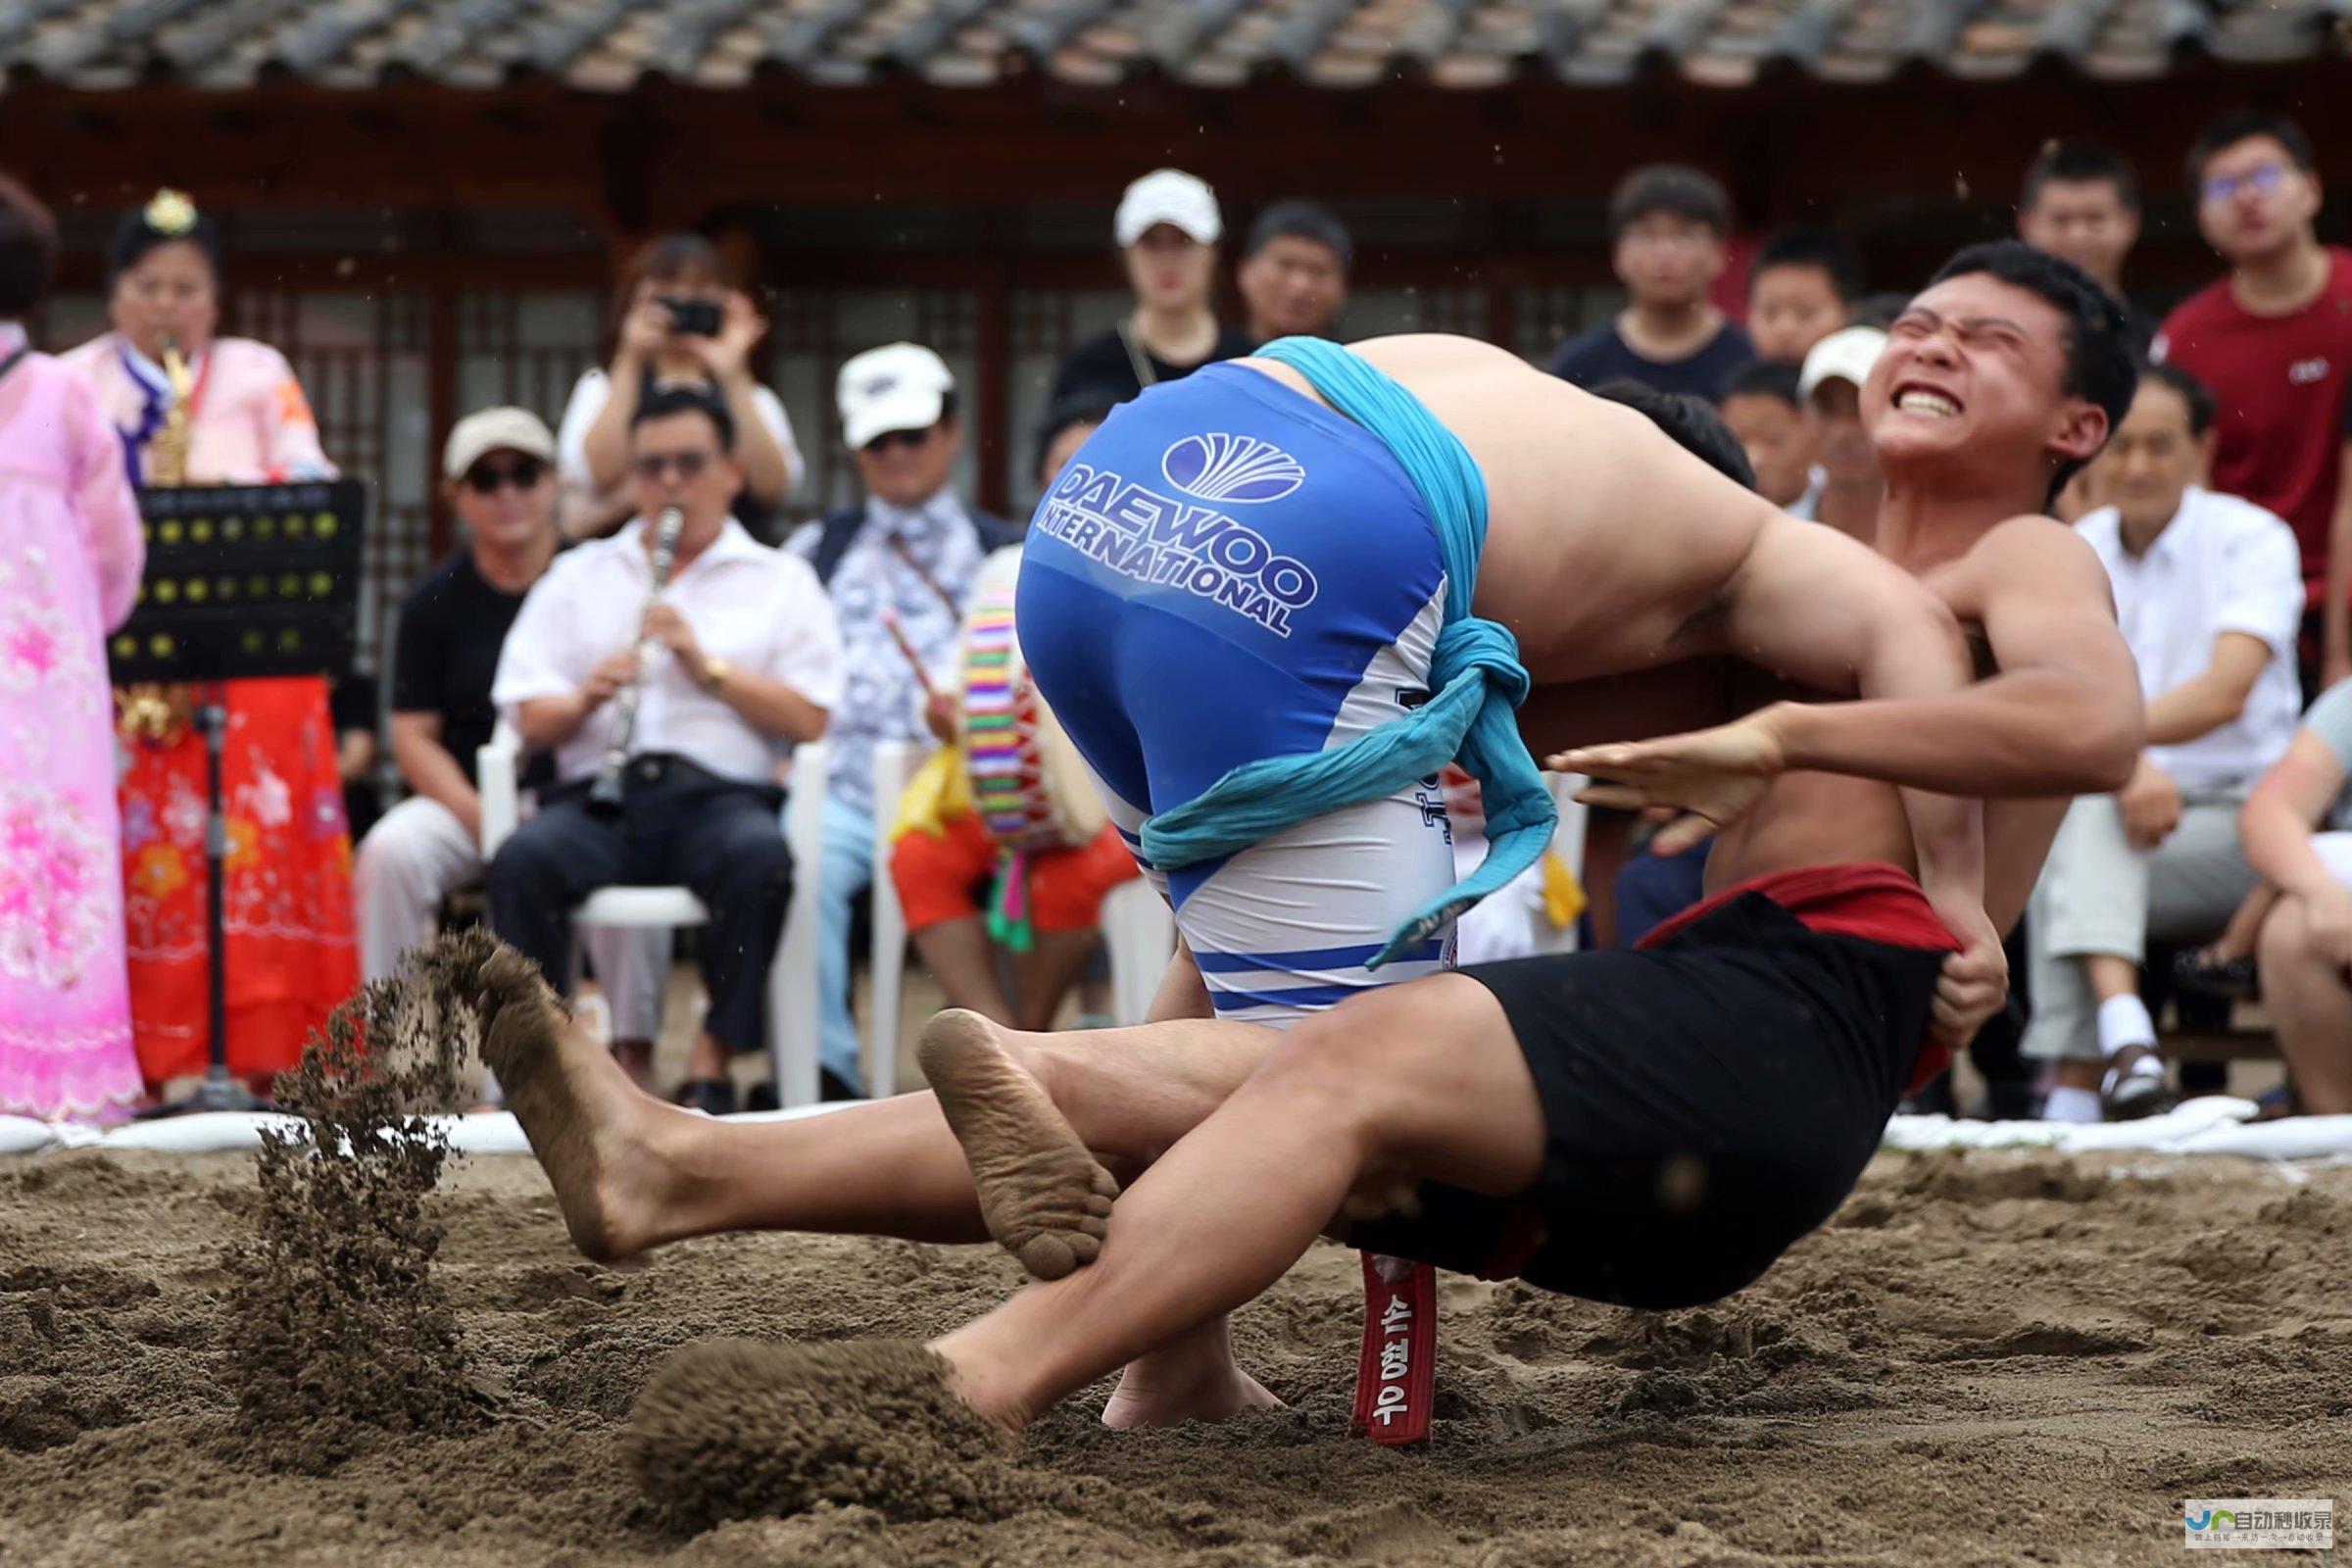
left=221, top=929, right=504, bottom=1472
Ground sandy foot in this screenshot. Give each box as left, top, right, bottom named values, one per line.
left=469, top=943, right=650, bottom=1262
left=918, top=1010, right=1119, bottom=1281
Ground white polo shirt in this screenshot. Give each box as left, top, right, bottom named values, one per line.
left=2075, top=485, right=2304, bottom=791
left=493, top=515, right=844, bottom=787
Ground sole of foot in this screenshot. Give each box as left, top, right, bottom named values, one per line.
left=917, top=1009, right=1119, bottom=1281
left=471, top=941, right=637, bottom=1261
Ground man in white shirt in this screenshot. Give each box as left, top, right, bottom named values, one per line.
left=489, top=386, right=843, bottom=1111
left=786, top=344, right=1019, bottom=1098
left=2026, top=364, right=2305, bottom=1120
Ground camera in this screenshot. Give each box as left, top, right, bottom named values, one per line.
left=658, top=296, right=722, bottom=338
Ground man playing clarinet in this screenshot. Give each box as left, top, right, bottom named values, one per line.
left=488, top=385, right=844, bottom=1108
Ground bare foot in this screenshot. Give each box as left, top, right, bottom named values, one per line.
left=1101, top=1358, right=1284, bottom=1430
left=917, top=1009, right=1118, bottom=1281
left=471, top=943, right=668, bottom=1262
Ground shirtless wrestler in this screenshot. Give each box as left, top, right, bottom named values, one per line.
left=470, top=245, right=2140, bottom=1449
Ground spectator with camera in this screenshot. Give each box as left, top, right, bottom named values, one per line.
left=557, top=233, right=803, bottom=542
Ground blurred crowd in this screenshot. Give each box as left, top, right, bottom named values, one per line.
left=1, top=101, right=2347, bottom=1130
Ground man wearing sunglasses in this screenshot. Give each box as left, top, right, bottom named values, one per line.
left=489, top=386, right=844, bottom=1112
left=2155, top=110, right=2352, bottom=689
left=786, top=343, right=1020, bottom=1100
left=358, top=409, right=590, bottom=987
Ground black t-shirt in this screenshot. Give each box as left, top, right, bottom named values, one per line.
left=1548, top=319, right=1756, bottom=405
left=392, top=550, right=543, bottom=786
left=1052, top=321, right=1258, bottom=405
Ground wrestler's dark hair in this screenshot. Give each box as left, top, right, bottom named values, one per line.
left=1851, top=291, right=1913, bottom=331
left=1749, top=226, right=1863, bottom=305
left=1722, top=358, right=1803, bottom=410
left=2021, top=140, right=2141, bottom=214
left=1034, top=390, right=1117, bottom=485
left=2184, top=109, right=2316, bottom=192
left=1592, top=378, right=1758, bottom=493
left=107, top=195, right=221, bottom=288
left=631, top=382, right=737, bottom=453
left=0, top=172, right=57, bottom=318
left=2137, top=361, right=2218, bottom=439
left=1927, top=241, right=2137, bottom=508
left=1608, top=165, right=1732, bottom=240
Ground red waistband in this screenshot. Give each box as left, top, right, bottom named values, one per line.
left=1635, top=861, right=1961, bottom=955
left=1636, top=861, right=1960, bottom=1099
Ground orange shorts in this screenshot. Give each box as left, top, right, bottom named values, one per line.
left=891, top=813, right=1142, bottom=935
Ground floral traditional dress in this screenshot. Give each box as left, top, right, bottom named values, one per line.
left=0, top=326, right=147, bottom=1119
left=60, top=330, right=358, bottom=1085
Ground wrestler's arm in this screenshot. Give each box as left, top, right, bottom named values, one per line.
left=1713, top=512, right=1995, bottom=980
left=1767, top=519, right=2140, bottom=796
left=1514, top=660, right=1739, bottom=759
left=1564, top=518, right=2137, bottom=799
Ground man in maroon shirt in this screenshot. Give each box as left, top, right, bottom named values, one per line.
left=2155, top=110, right=2352, bottom=686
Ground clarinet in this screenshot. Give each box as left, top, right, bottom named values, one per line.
left=587, top=505, right=687, bottom=815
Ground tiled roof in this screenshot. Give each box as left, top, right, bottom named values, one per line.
left=2, top=0, right=2344, bottom=93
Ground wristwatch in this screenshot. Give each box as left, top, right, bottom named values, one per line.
left=700, top=656, right=734, bottom=693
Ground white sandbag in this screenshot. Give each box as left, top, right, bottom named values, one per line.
left=0, top=1116, right=60, bottom=1154
left=2051, top=1096, right=2259, bottom=1151
left=442, top=1112, right=533, bottom=1155
left=1885, top=1096, right=2258, bottom=1154
left=95, top=1111, right=301, bottom=1152
left=724, top=1100, right=864, bottom=1124
left=1883, top=1113, right=2071, bottom=1152
left=2169, top=1113, right=2352, bottom=1161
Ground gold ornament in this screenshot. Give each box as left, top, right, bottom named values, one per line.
left=144, top=188, right=199, bottom=235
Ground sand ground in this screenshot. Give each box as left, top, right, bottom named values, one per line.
left=2, top=1139, right=2346, bottom=1566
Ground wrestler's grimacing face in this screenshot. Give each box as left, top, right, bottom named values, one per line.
left=1866, top=273, right=2094, bottom=490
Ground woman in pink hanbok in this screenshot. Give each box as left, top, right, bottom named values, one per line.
left=0, top=175, right=146, bottom=1122
left=60, top=189, right=356, bottom=1092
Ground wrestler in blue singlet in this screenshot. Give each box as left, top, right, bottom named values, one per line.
left=1017, top=359, right=1465, bottom=1018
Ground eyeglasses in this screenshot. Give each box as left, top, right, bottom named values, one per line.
left=631, top=451, right=713, bottom=481
left=2202, top=163, right=2290, bottom=206
left=461, top=457, right=546, bottom=494
left=861, top=426, right=935, bottom=455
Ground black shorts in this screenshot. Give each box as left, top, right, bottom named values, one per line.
left=1348, top=891, right=1945, bottom=1310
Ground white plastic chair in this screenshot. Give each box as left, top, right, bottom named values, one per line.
left=476, top=729, right=830, bottom=1107
left=864, top=740, right=915, bottom=1100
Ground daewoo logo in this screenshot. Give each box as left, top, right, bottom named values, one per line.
left=1160, top=434, right=1306, bottom=504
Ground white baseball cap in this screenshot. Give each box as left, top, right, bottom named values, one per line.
left=1114, top=168, right=1222, bottom=248
left=1798, top=325, right=1889, bottom=403
left=837, top=342, right=956, bottom=450
left=442, top=406, right=556, bottom=479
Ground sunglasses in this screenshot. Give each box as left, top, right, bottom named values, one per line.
left=862, top=426, right=935, bottom=455
left=632, top=451, right=713, bottom=481
left=461, top=457, right=546, bottom=494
